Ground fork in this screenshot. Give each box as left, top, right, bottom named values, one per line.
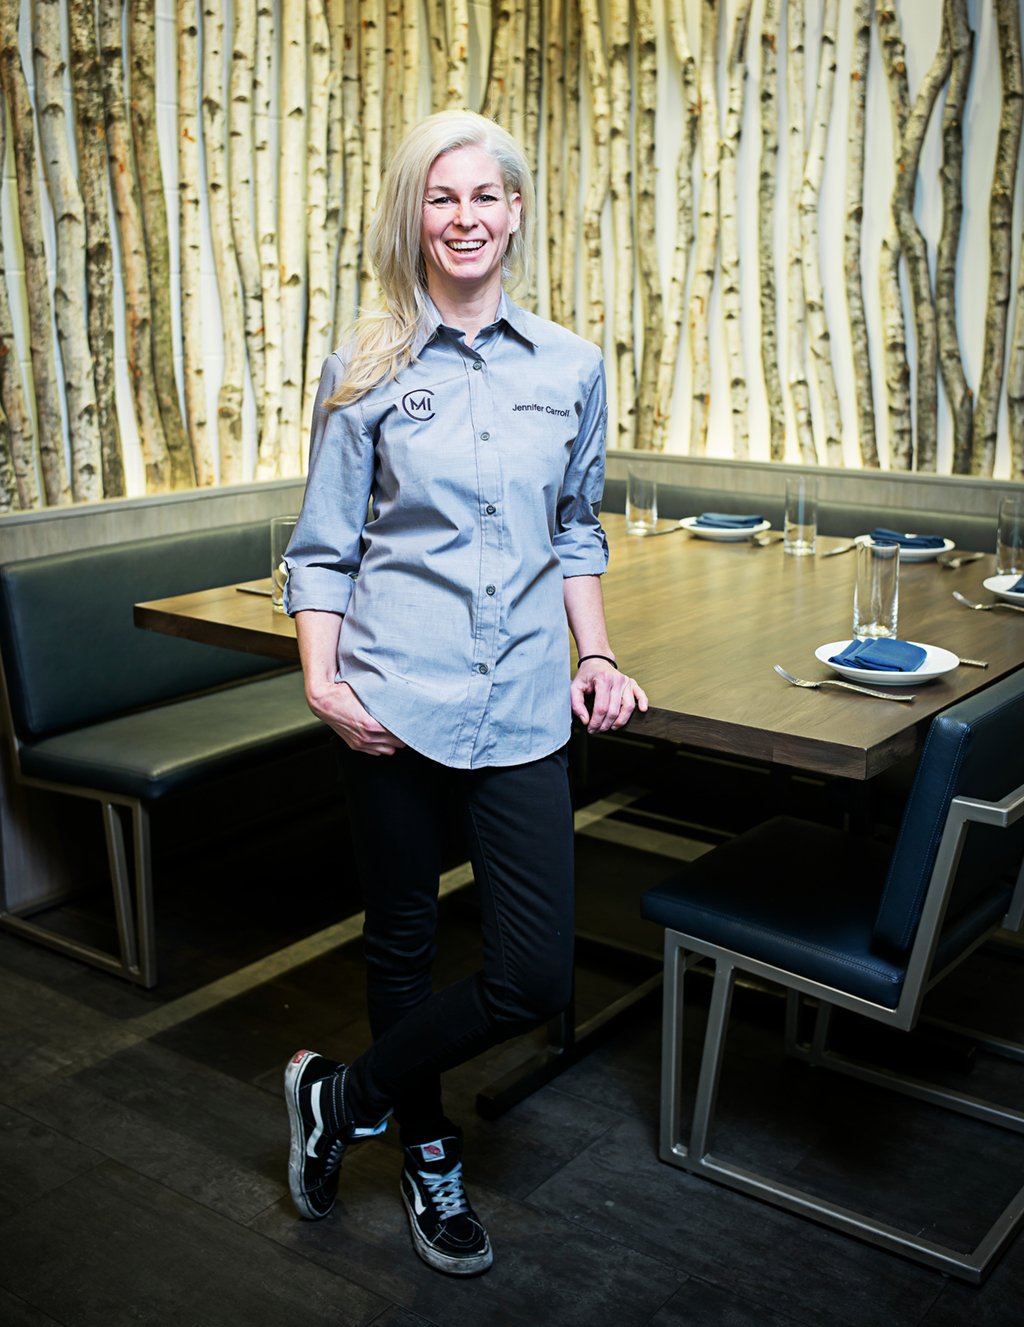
left=773, top=664, right=916, bottom=702
left=952, top=591, right=1024, bottom=615
left=938, top=551, right=984, bottom=571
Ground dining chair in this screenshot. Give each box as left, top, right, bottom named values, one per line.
left=640, top=668, right=1024, bottom=1284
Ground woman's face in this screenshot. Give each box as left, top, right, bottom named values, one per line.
left=420, top=145, right=522, bottom=302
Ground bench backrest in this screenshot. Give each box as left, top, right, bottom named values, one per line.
left=0, top=523, right=287, bottom=742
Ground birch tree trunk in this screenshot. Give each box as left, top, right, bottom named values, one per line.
left=941, top=0, right=974, bottom=476
left=524, top=0, right=542, bottom=183
left=401, top=0, right=420, bottom=136
left=177, top=0, right=214, bottom=486
left=720, top=2, right=752, bottom=458
left=800, top=0, right=842, bottom=466
left=758, top=0, right=785, bottom=461
left=129, top=1, right=195, bottom=490
left=689, top=0, right=720, bottom=456
left=634, top=0, right=663, bottom=450
left=482, top=0, right=513, bottom=126
left=426, top=0, right=449, bottom=111
left=0, top=91, right=40, bottom=510
left=893, top=28, right=951, bottom=473
left=508, top=0, right=527, bottom=159
left=68, top=0, right=124, bottom=497
left=1008, top=222, right=1024, bottom=478
left=255, top=0, right=283, bottom=478
left=447, top=0, right=469, bottom=107
left=546, top=0, right=566, bottom=325
left=656, top=0, right=698, bottom=451
left=786, top=0, right=817, bottom=464
left=609, top=0, right=636, bottom=449
left=580, top=0, right=610, bottom=348
left=335, top=0, right=364, bottom=336
left=98, top=0, right=170, bottom=493
left=326, top=0, right=345, bottom=278
left=845, top=0, right=878, bottom=469
left=561, top=0, right=581, bottom=329
left=359, top=1, right=382, bottom=306
left=203, top=0, right=247, bottom=483
left=877, top=4, right=912, bottom=470
left=303, top=0, right=332, bottom=438
left=229, top=0, right=266, bottom=449
left=383, top=0, right=403, bottom=166
left=279, top=0, right=308, bottom=472
left=0, top=0, right=68, bottom=505
left=974, top=0, right=1023, bottom=477
left=34, top=0, right=103, bottom=502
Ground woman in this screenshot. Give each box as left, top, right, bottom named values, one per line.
left=283, top=110, right=647, bottom=1277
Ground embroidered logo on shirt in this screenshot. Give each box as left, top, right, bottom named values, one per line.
left=512, top=402, right=571, bottom=418
left=402, top=388, right=435, bottom=421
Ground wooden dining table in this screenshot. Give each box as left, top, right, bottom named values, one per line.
left=135, top=514, right=1024, bottom=782
left=133, top=513, right=1024, bottom=1114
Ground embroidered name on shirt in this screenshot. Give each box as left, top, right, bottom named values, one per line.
left=512, top=402, right=571, bottom=418
left=402, top=389, right=435, bottom=420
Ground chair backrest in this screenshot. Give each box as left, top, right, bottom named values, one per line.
left=0, top=523, right=285, bottom=742
left=873, top=669, right=1024, bottom=963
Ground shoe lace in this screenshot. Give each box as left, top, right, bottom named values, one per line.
left=420, top=1163, right=469, bottom=1220
left=325, top=1136, right=346, bottom=1175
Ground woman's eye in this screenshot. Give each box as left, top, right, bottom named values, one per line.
left=426, top=195, right=453, bottom=206
left=476, top=194, right=498, bottom=204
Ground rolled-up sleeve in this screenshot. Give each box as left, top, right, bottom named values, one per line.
left=553, top=357, right=609, bottom=578
left=284, top=352, right=374, bottom=616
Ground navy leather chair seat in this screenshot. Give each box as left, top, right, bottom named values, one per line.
left=641, top=668, right=1024, bottom=1283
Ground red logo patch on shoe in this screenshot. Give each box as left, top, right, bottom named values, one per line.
left=420, top=1141, right=445, bottom=1160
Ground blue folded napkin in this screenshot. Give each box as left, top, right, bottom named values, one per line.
left=828, top=639, right=928, bottom=672
left=694, top=512, right=765, bottom=529
left=1010, top=575, right=1024, bottom=594
left=869, top=527, right=946, bottom=549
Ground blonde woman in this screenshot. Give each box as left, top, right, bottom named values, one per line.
left=284, top=110, right=646, bottom=1276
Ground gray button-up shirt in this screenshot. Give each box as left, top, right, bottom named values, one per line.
left=285, top=293, right=609, bottom=769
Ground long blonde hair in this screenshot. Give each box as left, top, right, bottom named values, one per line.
left=329, top=111, right=534, bottom=406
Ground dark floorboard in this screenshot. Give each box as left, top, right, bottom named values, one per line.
left=1, top=764, right=1021, bottom=1326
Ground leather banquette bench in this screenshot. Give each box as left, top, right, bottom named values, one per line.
left=0, top=522, right=329, bottom=987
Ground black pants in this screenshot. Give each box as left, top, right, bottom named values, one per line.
left=336, top=742, right=575, bottom=1141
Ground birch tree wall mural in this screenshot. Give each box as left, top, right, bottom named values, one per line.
left=1, top=0, right=1024, bottom=511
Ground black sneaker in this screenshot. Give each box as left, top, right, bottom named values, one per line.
left=285, top=1049, right=387, bottom=1219
left=401, top=1134, right=493, bottom=1276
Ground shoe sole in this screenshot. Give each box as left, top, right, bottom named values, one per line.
left=285, top=1050, right=335, bottom=1221
left=400, top=1184, right=493, bottom=1276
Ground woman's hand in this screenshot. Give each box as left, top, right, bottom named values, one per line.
left=307, top=680, right=406, bottom=755
left=570, top=658, right=648, bottom=734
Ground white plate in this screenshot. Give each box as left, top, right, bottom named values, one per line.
left=679, top=516, right=771, bottom=542
left=856, top=534, right=955, bottom=563
left=983, top=573, right=1024, bottom=604
left=815, top=640, right=960, bottom=686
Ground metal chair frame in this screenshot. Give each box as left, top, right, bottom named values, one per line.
left=658, top=783, right=1024, bottom=1285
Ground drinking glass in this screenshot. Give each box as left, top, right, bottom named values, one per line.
left=626, top=466, right=658, bottom=535
left=852, top=540, right=900, bottom=639
left=996, top=494, right=1024, bottom=575
left=270, top=516, right=298, bottom=613
left=783, top=476, right=818, bottom=556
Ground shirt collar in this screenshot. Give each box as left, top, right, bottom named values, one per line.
left=413, top=290, right=538, bottom=357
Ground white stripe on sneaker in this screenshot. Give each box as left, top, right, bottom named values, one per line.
left=307, top=1079, right=324, bottom=1157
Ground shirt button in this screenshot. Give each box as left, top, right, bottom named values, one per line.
left=472, top=361, right=482, bottom=371
left=477, top=663, right=489, bottom=675
left=480, top=431, right=490, bottom=441
left=485, top=504, right=496, bottom=515
left=485, top=584, right=496, bottom=596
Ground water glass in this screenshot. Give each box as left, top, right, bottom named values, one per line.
left=270, top=516, right=298, bottom=613
left=626, top=466, right=658, bottom=535
left=783, top=476, right=818, bottom=556
left=852, top=540, right=900, bottom=639
left=996, top=494, right=1024, bottom=575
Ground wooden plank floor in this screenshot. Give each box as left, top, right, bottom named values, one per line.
left=0, top=765, right=1022, bottom=1326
